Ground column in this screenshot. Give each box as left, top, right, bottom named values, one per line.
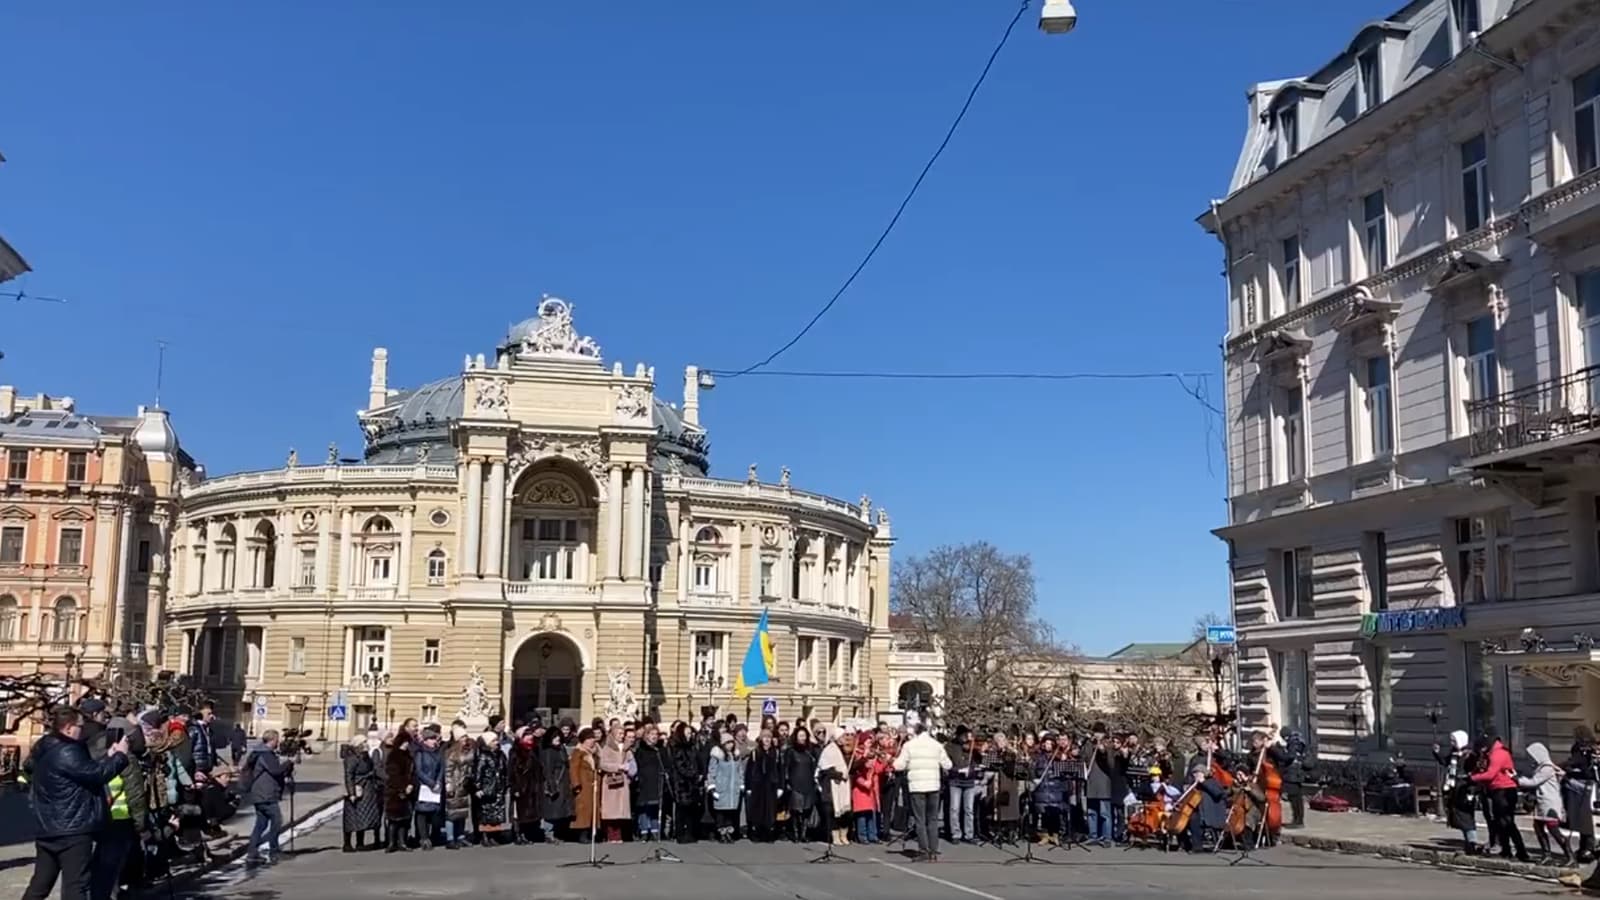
left=205, top=523, right=220, bottom=593
left=483, top=460, right=506, bottom=577
left=398, top=507, right=414, bottom=598
left=111, top=509, right=134, bottom=656
left=605, top=466, right=624, bottom=580
left=623, top=466, right=644, bottom=580
left=749, top=525, right=761, bottom=600
left=274, top=511, right=292, bottom=592
left=677, top=515, right=691, bottom=599
left=637, top=466, right=652, bottom=578
left=337, top=509, right=354, bottom=593
left=463, top=458, right=483, bottom=577
left=779, top=533, right=793, bottom=600
left=315, top=509, right=332, bottom=594
left=728, top=520, right=741, bottom=604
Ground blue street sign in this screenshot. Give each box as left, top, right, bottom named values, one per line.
left=761, top=698, right=779, bottom=718
left=253, top=697, right=269, bottom=720
left=329, top=704, right=348, bottom=722
left=1206, top=624, right=1237, bottom=646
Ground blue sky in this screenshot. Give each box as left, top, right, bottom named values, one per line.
left=1, top=1, right=1395, bottom=654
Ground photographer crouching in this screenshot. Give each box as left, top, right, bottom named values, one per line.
left=239, top=730, right=296, bottom=867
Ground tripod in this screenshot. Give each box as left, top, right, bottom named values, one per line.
left=561, top=756, right=614, bottom=869
left=808, top=837, right=855, bottom=864
left=1001, top=800, right=1054, bottom=866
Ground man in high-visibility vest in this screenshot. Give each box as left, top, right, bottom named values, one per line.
left=90, top=713, right=147, bottom=900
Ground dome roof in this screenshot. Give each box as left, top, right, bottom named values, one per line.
left=361, top=374, right=707, bottom=475
left=133, top=406, right=177, bottom=460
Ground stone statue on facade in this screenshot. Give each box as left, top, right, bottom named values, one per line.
left=326, top=442, right=339, bottom=465
left=458, top=663, right=494, bottom=731
left=286, top=448, right=298, bottom=468
left=604, top=667, right=640, bottom=721
left=517, top=296, right=602, bottom=360
left=877, top=507, right=890, bottom=529
left=416, top=443, right=430, bottom=464
left=780, top=466, right=791, bottom=487
left=859, top=494, right=872, bottom=520
left=747, top=464, right=758, bottom=484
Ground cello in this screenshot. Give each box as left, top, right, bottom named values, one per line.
left=1165, top=747, right=1212, bottom=838
left=1259, top=734, right=1284, bottom=839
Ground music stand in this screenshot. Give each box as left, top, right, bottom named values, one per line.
left=560, top=759, right=614, bottom=869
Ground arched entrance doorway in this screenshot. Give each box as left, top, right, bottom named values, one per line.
left=897, top=680, right=934, bottom=711
left=511, top=633, right=584, bottom=724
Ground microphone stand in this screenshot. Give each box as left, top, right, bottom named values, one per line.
left=561, top=749, right=613, bottom=869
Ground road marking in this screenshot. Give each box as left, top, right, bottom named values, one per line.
left=870, top=858, right=1006, bottom=900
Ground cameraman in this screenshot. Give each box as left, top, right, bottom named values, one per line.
left=1271, top=726, right=1310, bottom=829
left=240, top=730, right=295, bottom=866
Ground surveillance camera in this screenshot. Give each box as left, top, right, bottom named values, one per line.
left=1039, top=0, right=1077, bottom=34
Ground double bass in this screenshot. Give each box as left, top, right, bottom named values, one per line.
left=1259, top=736, right=1284, bottom=837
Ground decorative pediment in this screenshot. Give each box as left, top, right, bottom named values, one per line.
left=1251, top=328, right=1313, bottom=367
left=1334, top=287, right=1402, bottom=335
left=0, top=505, right=35, bottom=522
left=51, top=507, right=92, bottom=523
left=1425, top=249, right=1508, bottom=295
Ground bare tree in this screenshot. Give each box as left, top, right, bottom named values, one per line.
left=1191, top=611, right=1228, bottom=643
left=1107, top=664, right=1208, bottom=751
left=892, top=542, right=1062, bottom=726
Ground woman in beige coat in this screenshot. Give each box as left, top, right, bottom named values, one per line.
left=816, top=728, right=853, bottom=844
left=598, top=724, right=634, bottom=842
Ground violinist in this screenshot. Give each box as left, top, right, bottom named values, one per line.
left=1030, top=736, right=1070, bottom=846
left=945, top=726, right=984, bottom=843
left=1083, top=725, right=1115, bottom=846
left=987, top=732, right=1024, bottom=843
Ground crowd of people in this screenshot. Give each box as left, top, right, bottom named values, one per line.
left=343, top=711, right=1308, bottom=862
left=18, top=696, right=297, bottom=900
left=1435, top=726, right=1600, bottom=865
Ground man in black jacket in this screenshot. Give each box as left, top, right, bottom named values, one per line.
left=22, top=706, right=130, bottom=900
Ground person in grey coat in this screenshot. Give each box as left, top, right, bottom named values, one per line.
left=1520, top=742, right=1572, bottom=864
left=241, top=731, right=294, bottom=865
left=706, top=736, right=744, bottom=842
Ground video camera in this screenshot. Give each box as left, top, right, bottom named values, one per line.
left=278, top=728, right=315, bottom=758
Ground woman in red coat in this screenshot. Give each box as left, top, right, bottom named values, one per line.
left=849, top=739, right=886, bottom=843
left=1471, top=735, right=1529, bottom=861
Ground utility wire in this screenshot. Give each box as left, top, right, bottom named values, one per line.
left=722, top=0, right=1034, bottom=377
left=2, top=290, right=68, bottom=303
left=704, top=367, right=1227, bottom=418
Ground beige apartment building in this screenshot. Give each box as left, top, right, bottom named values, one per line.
left=0, top=389, right=191, bottom=748
left=1204, top=0, right=1600, bottom=762
left=166, top=298, right=894, bottom=735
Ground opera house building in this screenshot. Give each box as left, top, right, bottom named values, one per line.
left=165, top=298, right=894, bottom=734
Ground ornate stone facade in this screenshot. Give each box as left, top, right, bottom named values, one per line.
left=0, top=389, right=193, bottom=748
left=165, top=299, right=894, bottom=733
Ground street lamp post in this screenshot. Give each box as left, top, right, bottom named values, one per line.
left=359, top=671, right=390, bottom=731
left=1425, top=701, right=1446, bottom=818
left=694, top=673, right=722, bottom=720
left=1068, top=671, right=1080, bottom=711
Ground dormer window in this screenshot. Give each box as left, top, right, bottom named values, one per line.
left=1277, top=107, right=1299, bottom=159
left=1358, top=48, right=1382, bottom=112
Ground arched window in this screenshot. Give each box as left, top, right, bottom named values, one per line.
left=0, top=594, right=18, bottom=641
left=426, top=549, right=447, bottom=585
left=689, top=526, right=727, bottom=597
left=251, top=520, right=277, bottom=589
left=360, top=515, right=396, bottom=587
left=217, top=524, right=238, bottom=591
left=52, top=596, right=78, bottom=643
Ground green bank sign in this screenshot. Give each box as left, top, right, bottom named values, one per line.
left=1360, top=607, right=1467, bottom=639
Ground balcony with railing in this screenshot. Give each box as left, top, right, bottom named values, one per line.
left=1466, top=366, right=1600, bottom=462
left=504, top=581, right=598, bottom=601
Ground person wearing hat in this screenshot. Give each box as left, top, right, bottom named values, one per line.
left=77, top=698, right=110, bottom=761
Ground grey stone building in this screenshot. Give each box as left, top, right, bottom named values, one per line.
left=1201, top=0, right=1600, bottom=762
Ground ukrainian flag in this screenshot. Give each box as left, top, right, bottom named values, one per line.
left=733, top=609, right=777, bottom=698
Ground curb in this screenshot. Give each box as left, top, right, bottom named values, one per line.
left=143, top=797, right=343, bottom=895
left=1284, top=832, right=1585, bottom=886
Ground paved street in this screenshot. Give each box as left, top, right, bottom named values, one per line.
left=172, top=818, right=1574, bottom=900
